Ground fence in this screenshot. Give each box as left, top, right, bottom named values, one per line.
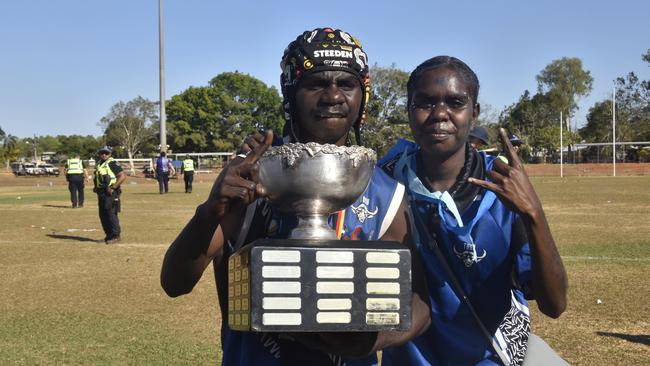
left=112, top=152, right=236, bottom=177
left=525, top=163, right=650, bottom=177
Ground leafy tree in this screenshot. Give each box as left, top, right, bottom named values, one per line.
left=579, top=100, right=630, bottom=162
left=581, top=48, right=650, bottom=162
left=37, top=136, right=62, bottom=154
left=581, top=101, right=614, bottom=142
left=100, top=96, right=158, bottom=174
left=613, top=51, right=650, bottom=142
left=536, top=57, right=594, bottom=118
left=475, top=102, right=499, bottom=128
left=499, top=57, right=592, bottom=161
left=0, top=127, right=19, bottom=170
left=55, top=135, right=102, bottom=160
left=363, top=64, right=412, bottom=156
left=166, top=72, right=283, bottom=152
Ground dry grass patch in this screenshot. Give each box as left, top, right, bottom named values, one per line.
left=1, top=174, right=649, bottom=365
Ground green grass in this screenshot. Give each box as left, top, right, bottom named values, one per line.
left=1, top=174, right=649, bottom=365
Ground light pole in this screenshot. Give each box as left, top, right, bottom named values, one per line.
left=158, top=0, right=167, bottom=152
left=612, top=86, right=616, bottom=177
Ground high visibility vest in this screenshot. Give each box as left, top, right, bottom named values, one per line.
left=183, top=159, right=194, bottom=171
left=66, top=158, right=83, bottom=174
left=94, top=158, right=117, bottom=188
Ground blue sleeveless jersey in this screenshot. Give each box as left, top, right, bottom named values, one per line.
left=156, top=157, right=169, bottom=172
left=378, top=140, right=533, bottom=366
left=217, top=166, right=405, bottom=366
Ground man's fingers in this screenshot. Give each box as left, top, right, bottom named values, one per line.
left=243, top=129, right=274, bottom=164
left=240, top=132, right=266, bottom=153
left=222, top=185, right=255, bottom=201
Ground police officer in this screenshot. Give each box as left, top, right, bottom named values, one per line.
left=94, top=146, right=126, bottom=244
left=181, top=155, right=195, bottom=193
left=65, top=153, right=89, bottom=208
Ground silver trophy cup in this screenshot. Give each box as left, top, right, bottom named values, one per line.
left=257, top=142, right=376, bottom=239
left=228, top=142, right=412, bottom=332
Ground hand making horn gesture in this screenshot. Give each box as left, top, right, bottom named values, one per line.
left=468, top=128, right=543, bottom=220
left=207, top=130, right=274, bottom=218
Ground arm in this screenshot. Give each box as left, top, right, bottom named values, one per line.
left=107, top=171, right=127, bottom=194
left=160, top=131, right=274, bottom=297
left=169, top=162, right=176, bottom=176
left=468, top=128, right=568, bottom=318
left=114, top=171, right=126, bottom=187
left=160, top=201, right=228, bottom=297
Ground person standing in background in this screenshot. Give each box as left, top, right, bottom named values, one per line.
left=155, top=151, right=175, bottom=194
left=65, top=153, right=89, bottom=208
left=498, top=134, right=524, bottom=163
left=94, top=146, right=126, bottom=244
left=181, top=155, right=195, bottom=193
left=468, top=126, right=489, bottom=151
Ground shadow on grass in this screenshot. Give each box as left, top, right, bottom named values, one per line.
left=42, top=204, right=72, bottom=209
left=46, top=234, right=101, bottom=243
left=131, top=192, right=185, bottom=195
left=596, top=331, right=650, bottom=346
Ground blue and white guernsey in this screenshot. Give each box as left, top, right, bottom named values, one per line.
left=379, top=139, right=533, bottom=366
left=215, top=165, right=406, bottom=366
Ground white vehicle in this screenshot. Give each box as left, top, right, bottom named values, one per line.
left=38, top=163, right=60, bottom=176
left=23, top=163, right=46, bottom=176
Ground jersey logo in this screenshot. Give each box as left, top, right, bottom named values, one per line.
left=350, top=196, right=378, bottom=224
left=453, top=242, right=487, bottom=267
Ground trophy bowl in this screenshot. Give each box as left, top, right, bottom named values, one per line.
left=258, top=142, right=376, bottom=239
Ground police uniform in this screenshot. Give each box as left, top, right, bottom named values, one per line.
left=66, top=157, right=85, bottom=208
left=181, top=157, right=195, bottom=193
left=379, top=140, right=533, bottom=366
left=94, top=156, right=123, bottom=242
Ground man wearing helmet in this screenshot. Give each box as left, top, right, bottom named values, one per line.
left=161, top=28, right=429, bottom=365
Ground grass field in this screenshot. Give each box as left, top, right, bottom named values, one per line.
left=0, top=173, right=648, bottom=365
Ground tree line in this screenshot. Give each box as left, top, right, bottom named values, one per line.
left=2, top=49, right=648, bottom=167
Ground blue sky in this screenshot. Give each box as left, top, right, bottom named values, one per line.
left=1, top=0, right=648, bottom=138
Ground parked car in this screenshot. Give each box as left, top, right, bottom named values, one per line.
left=13, top=163, right=45, bottom=176
left=25, top=163, right=45, bottom=175
left=11, top=162, right=26, bottom=176
left=38, top=163, right=60, bottom=176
